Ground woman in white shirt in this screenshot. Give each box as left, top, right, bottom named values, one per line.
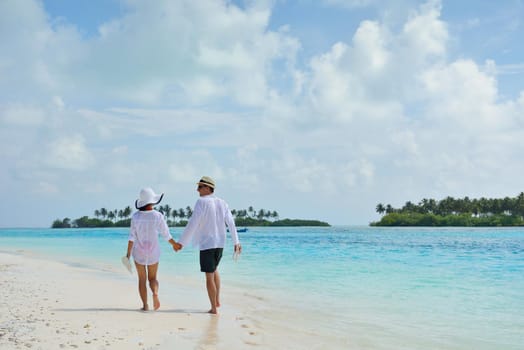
left=125, top=187, right=179, bottom=311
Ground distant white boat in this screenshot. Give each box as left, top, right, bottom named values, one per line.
left=229, top=227, right=248, bottom=233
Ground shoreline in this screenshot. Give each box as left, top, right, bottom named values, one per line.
left=0, top=251, right=266, bottom=349
left=0, top=248, right=350, bottom=349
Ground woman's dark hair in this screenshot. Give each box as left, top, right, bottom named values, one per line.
left=139, top=204, right=153, bottom=211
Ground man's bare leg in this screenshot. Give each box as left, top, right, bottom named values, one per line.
left=135, top=262, right=148, bottom=311
left=205, top=272, right=218, bottom=314
left=147, top=263, right=160, bottom=310
left=214, top=270, right=221, bottom=308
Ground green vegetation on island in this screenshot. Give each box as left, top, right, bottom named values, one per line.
left=52, top=205, right=329, bottom=228
left=371, top=192, right=524, bottom=227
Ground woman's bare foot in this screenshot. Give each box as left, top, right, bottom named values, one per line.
left=153, top=294, right=160, bottom=310
left=208, top=308, right=218, bottom=314
left=141, top=304, right=149, bottom=311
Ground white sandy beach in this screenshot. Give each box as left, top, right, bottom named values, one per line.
left=0, top=251, right=277, bottom=350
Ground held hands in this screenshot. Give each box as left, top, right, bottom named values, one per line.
left=172, top=241, right=183, bottom=252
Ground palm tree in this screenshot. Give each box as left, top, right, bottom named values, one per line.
left=478, top=197, right=490, bottom=216
left=402, top=201, right=417, bottom=213
left=501, top=196, right=515, bottom=216
left=123, top=206, right=132, bottom=219
left=94, top=209, right=100, bottom=219
left=164, top=205, right=171, bottom=221
left=419, top=198, right=437, bottom=214
left=100, top=208, right=107, bottom=219
left=186, top=206, right=193, bottom=218
left=471, top=198, right=480, bottom=217
left=438, top=196, right=455, bottom=215
left=376, top=203, right=386, bottom=215
left=516, top=192, right=524, bottom=218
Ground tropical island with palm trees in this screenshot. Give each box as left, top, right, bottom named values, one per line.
left=51, top=205, right=330, bottom=228
left=371, top=192, right=524, bottom=226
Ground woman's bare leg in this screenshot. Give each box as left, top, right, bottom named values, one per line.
left=135, top=262, right=148, bottom=310
left=147, top=263, right=160, bottom=310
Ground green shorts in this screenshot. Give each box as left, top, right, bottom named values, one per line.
left=200, top=248, right=223, bottom=273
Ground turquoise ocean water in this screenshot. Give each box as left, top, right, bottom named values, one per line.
left=1, top=226, right=523, bottom=349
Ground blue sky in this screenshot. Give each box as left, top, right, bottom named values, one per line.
left=1, top=0, right=524, bottom=227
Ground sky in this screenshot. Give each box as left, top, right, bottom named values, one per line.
left=1, top=0, right=524, bottom=228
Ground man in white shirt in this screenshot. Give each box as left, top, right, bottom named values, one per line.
left=177, top=176, right=242, bottom=314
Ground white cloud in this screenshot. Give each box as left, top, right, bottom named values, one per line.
left=168, top=163, right=199, bottom=183
left=1, top=105, right=45, bottom=126
left=45, top=135, right=95, bottom=170
left=0, top=0, right=300, bottom=109
left=52, top=96, right=65, bottom=110
left=419, top=59, right=510, bottom=130
left=322, top=0, right=375, bottom=8
left=35, top=181, right=59, bottom=195
left=402, top=0, right=447, bottom=59
left=2, top=0, right=524, bottom=227
left=392, top=130, right=419, bottom=156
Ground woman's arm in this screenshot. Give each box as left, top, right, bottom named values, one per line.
left=168, top=238, right=182, bottom=252
left=126, top=241, right=133, bottom=259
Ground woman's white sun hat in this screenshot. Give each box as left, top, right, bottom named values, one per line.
left=135, top=187, right=164, bottom=209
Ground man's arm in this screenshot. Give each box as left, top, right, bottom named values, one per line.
left=178, top=199, right=203, bottom=248
left=224, top=203, right=241, bottom=253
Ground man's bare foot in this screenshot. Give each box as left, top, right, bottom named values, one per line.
left=216, top=300, right=221, bottom=307
left=208, top=308, right=218, bottom=314
left=153, top=294, right=160, bottom=310
left=141, top=304, right=149, bottom=311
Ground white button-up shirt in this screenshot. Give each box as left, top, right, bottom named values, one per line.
left=128, top=210, right=172, bottom=265
left=179, top=194, right=239, bottom=250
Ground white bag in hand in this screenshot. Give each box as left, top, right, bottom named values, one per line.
left=121, top=256, right=133, bottom=274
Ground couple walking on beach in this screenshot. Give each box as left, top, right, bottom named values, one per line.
left=124, top=176, right=242, bottom=314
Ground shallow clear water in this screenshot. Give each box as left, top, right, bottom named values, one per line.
left=1, top=226, right=523, bottom=349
